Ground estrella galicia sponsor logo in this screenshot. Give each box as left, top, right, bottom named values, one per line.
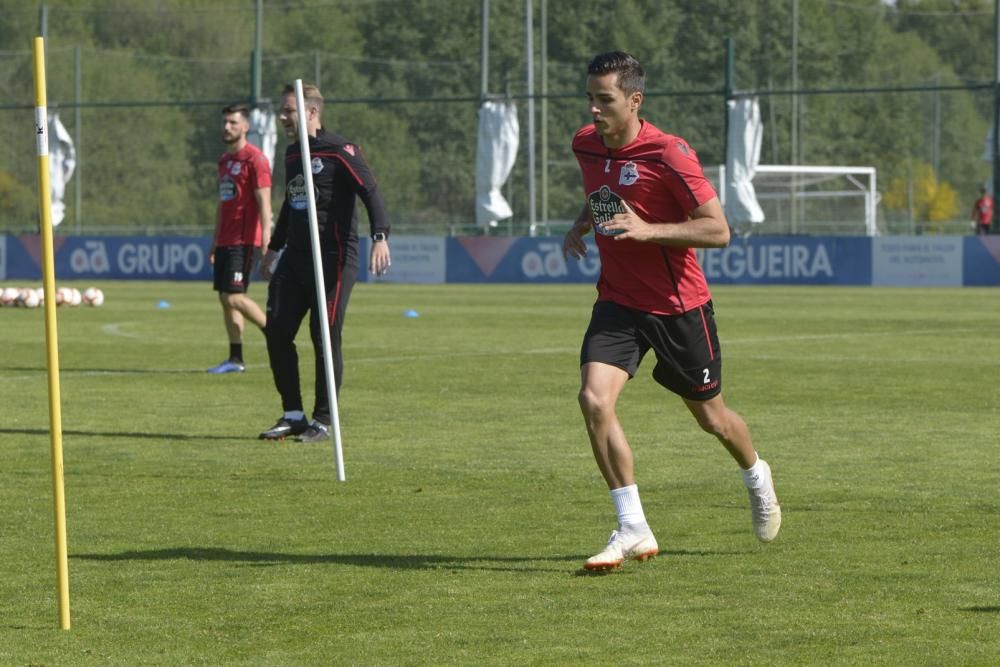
left=288, top=174, right=312, bottom=210
left=311, top=157, right=324, bottom=174
left=588, top=185, right=626, bottom=236
left=619, top=161, right=639, bottom=186
left=219, top=175, right=236, bottom=202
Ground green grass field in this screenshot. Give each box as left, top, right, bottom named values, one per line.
left=1, top=281, right=998, bottom=665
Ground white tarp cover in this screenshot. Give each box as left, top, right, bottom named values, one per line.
left=725, top=97, right=765, bottom=224
left=248, top=105, right=277, bottom=170
left=475, top=100, right=518, bottom=228
left=48, top=111, right=76, bottom=227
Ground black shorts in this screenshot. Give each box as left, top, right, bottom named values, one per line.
left=212, top=245, right=256, bottom=294
left=580, top=300, right=723, bottom=401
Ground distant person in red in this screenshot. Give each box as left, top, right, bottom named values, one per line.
left=207, top=103, right=273, bottom=374
left=562, top=52, right=780, bottom=572
left=971, top=186, right=993, bottom=235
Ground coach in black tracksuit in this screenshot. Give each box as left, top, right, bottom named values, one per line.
left=258, top=84, right=391, bottom=442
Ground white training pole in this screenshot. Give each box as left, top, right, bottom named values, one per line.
left=294, top=79, right=345, bottom=481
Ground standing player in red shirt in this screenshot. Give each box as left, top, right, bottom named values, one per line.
left=971, top=186, right=993, bottom=235
left=563, top=52, right=781, bottom=571
left=207, top=103, right=273, bottom=374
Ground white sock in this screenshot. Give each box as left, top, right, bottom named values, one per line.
left=741, top=455, right=767, bottom=489
left=610, top=484, right=648, bottom=531
left=284, top=410, right=305, bottom=421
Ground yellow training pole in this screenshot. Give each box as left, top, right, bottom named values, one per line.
left=32, top=35, right=71, bottom=631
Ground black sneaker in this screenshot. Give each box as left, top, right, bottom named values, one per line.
left=295, top=420, right=331, bottom=443
left=258, top=416, right=309, bottom=440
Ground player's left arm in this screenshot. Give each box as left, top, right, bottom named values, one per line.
left=605, top=197, right=730, bottom=249
left=604, top=137, right=731, bottom=248
left=341, top=145, right=391, bottom=276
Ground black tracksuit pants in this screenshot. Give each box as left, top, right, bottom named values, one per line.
left=264, top=249, right=356, bottom=424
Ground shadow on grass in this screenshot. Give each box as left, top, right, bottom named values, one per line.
left=960, top=606, right=1000, bottom=613
left=571, top=549, right=741, bottom=577
left=0, top=427, right=241, bottom=442
left=72, top=546, right=736, bottom=574
left=0, top=366, right=203, bottom=374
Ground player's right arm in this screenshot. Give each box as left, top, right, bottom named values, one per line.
left=209, top=202, right=223, bottom=265
left=260, top=200, right=288, bottom=280
left=563, top=204, right=593, bottom=260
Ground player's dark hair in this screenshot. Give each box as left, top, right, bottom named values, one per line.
left=221, top=103, right=250, bottom=119
left=587, top=51, right=645, bottom=95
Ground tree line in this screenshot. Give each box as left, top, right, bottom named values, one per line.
left=0, top=0, right=993, bottom=235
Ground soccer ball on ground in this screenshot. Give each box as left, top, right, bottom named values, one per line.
left=0, top=287, right=19, bottom=306
left=82, top=287, right=105, bottom=307
left=21, top=288, right=40, bottom=308
left=56, top=286, right=72, bottom=306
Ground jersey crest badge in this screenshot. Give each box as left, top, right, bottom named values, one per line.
left=619, top=161, right=639, bottom=186
left=230, top=162, right=242, bottom=176
left=311, top=157, right=324, bottom=174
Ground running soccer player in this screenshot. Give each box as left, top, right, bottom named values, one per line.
left=258, top=83, right=391, bottom=443
left=207, top=103, right=272, bottom=374
left=562, top=52, right=781, bottom=572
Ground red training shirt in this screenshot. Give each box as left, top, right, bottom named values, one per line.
left=572, top=120, right=716, bottom=315
left=973, top=194, right=993, bottom=227
left=217, top=142, right=272, bottom=247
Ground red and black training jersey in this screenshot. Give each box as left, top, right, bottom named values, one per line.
left=572, top=120, right=716, bottom=315
left=270, top=129, right=390, bottom=265
left=974, top=195, right=993, bottom=226
left=217, top=142, right=272, bottom=247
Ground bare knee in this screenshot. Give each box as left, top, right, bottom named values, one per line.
left=578, top=385, right=615, bottom=420
left=692, top=405, right=731, bottom=439
left=220, top=292, right=241, bottom=308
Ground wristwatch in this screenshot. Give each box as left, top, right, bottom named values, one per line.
left=372, top=232, right=388, bottom=242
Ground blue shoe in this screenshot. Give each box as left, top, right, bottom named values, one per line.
left=207, top=359, right=245, bottom=374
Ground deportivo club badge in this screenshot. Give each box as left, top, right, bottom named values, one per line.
left=311, top=157, right=324, bottom=174
left=619, top=161, right=639, bottom=186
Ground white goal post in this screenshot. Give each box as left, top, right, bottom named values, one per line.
left=712, top=164, right=879, bottom=236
